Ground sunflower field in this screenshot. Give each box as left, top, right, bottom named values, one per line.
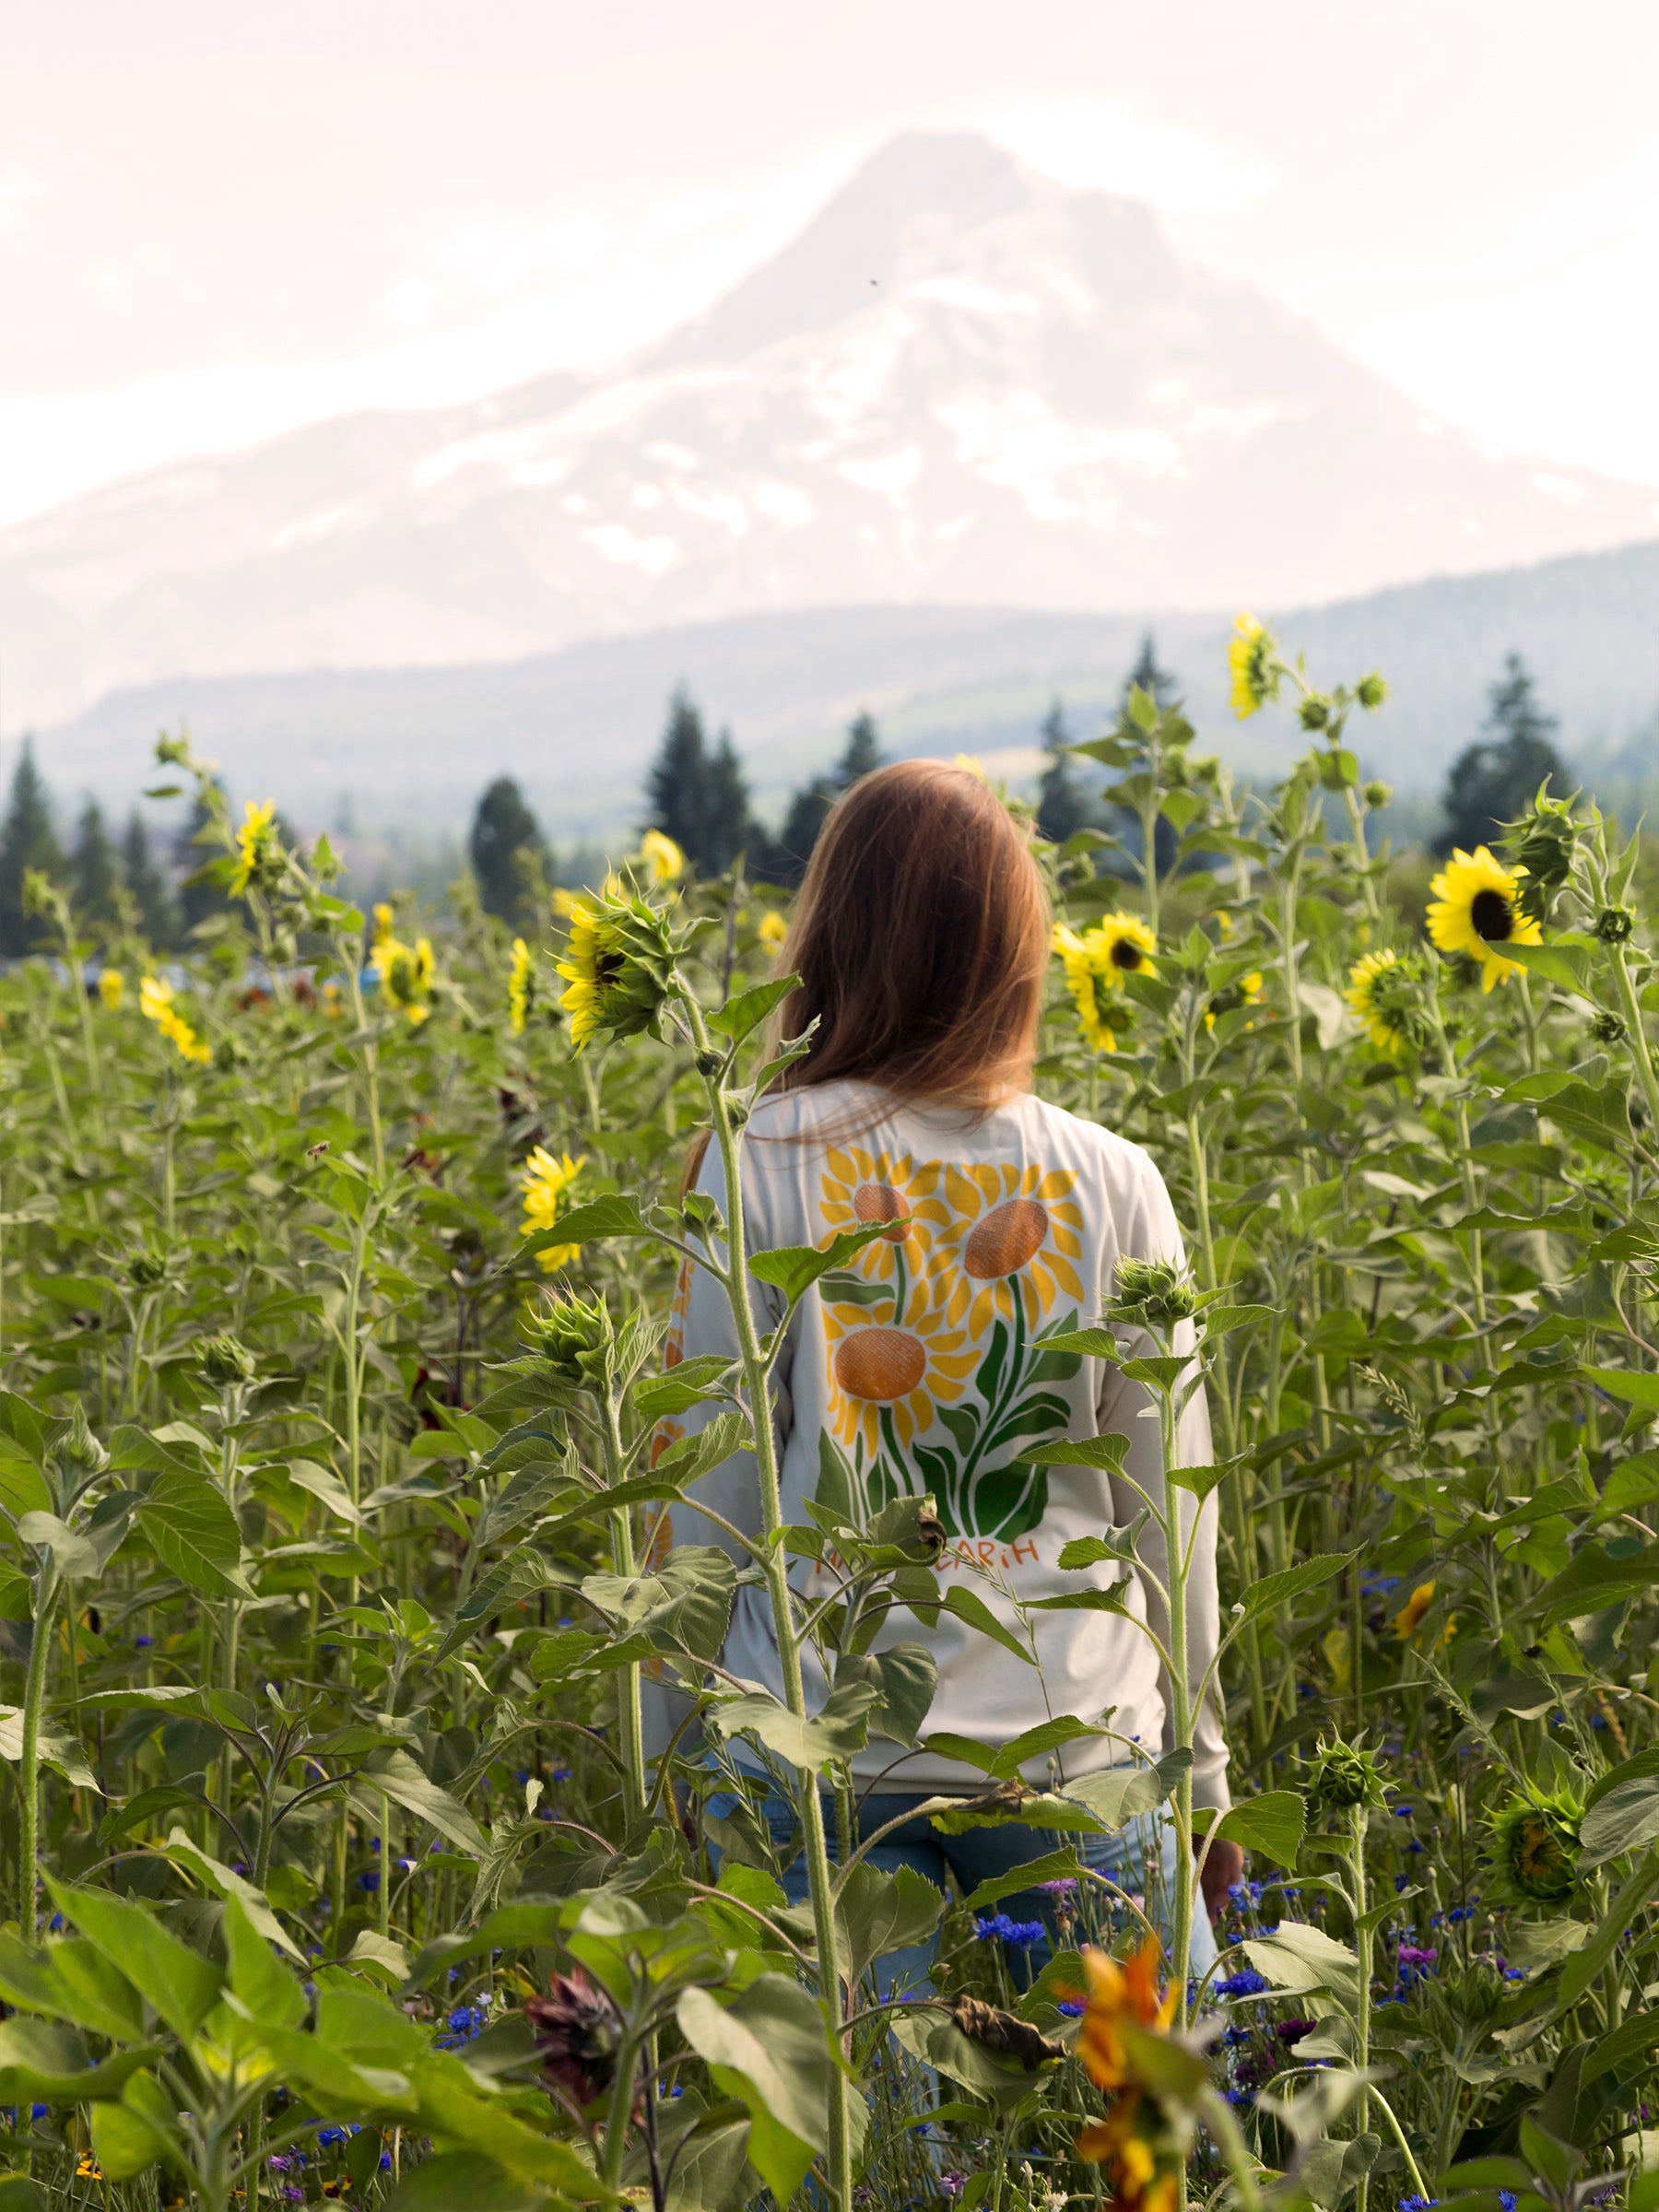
left=0, top=626, right=1653, bottom=2212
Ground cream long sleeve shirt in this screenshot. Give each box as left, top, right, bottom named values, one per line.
left=652, top=1080, right=1230, bottom=1810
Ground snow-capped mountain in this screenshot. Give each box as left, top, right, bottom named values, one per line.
left=6, top=131, right=1656, bottom=733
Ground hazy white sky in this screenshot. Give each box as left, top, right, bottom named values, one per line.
left=6, top=0, right=1659, bottom=524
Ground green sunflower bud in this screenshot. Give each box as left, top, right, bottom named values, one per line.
left=1106, top=1258, right=1198, bottom=1331
left=198, top=1334, right=256, bottom=1387
left=1363, top=782, right=1392, bottom=810
left=1594, top=906, right=1635, bottom=945
left=1297, top=693, right=1332, bottom=733
left=522, top=1291, right=613, bottom=1389
left=1489, top=1788, right=1581, bottom=1905
left=1305, top=1735, right=1390, bottom=1812
left=1503, top=788, right=1577, bottom=923
left=1590, top=1009, right=1627, bottom=1043
left=1355, top=672, right=1388, bottom=711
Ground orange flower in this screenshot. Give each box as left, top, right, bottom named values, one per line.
left=1075, top=2094, right=1180, bottom=2212
left=1074, top=1935, right=1178, bottom=2094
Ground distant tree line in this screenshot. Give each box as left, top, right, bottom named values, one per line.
left=0, top=641, right=1579, bottom=963
left=0, top=742, right=180, bottom=956
left=462, top=636, right=1576, bottom=924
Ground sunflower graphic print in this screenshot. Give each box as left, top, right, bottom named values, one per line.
left=644, top=1083, right=1230, bottom=1809
left=816, top=1147, right=1088, bottom=1539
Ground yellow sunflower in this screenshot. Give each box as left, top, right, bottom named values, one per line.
left=97, top=968, right=124, bottom=1011
left=1228, top=611, right=1278, bottom=718
left=139, top=974, right=212, bottom=1065
left=1346, top=948, right=1410, bottom=1053
left=758, top=909, right=788, bottom=953
left=818, top=1147, right=950, bottom=1282
left=371, top=905, right=436, bottom=1025
left=637, top=830, right=685, bottom=885
left=823, top=1278, right=979, bottom=1457
left=228, top=797, right=281, bottom=898
left=519, top=1147, right=587, bottom=1271
left=1426, top=847, right=1542, bottom=991
left=507, top=937, right=534, bottom=1036
left=935, top=1162, right=1085, bottom=1336
left=1053, top=918, right=1155, bottom=1053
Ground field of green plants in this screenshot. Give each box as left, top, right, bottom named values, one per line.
left=0, top=623, right=1653, bottom=2212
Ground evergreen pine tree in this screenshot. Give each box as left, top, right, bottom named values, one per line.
left=644, top=688, right=712, bottom=858
left=71, top=801, right=122, bottom=924
left=1035, top=698, right=1097, bottom=845
left=1438, top=653, right=1566, bottom=855
left=175, top=789, right=230, bottom=939
left=767, top=712, right=885, bottom=886
left=1119, top=633, right=1182, bottom=879
left=839, top=712, right=881, bottom=785
left=468, top=777, right=549, bottom=927
left=121, top=813, right=178, bottom=947
left=1122, top=630, right=1179, bottom=712
left=0, top=743, right=65, bottom=957
left=700, top=731, right=754, bottom=876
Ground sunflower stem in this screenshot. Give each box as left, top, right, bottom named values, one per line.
left=675, top=981, right=853, bottom=2212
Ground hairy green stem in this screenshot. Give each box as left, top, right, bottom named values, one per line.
left=679, top=984, right=852, bottom=2212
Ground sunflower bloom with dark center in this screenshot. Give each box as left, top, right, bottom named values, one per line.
left=1426, top=847, right=1542, bottom=991
left=555, top=889, right=675, bottom=1049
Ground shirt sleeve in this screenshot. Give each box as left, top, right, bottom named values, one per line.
left=1098, top=1148, right=1231, bottom=1814
left=637, top=1133, right=792, bottom=1767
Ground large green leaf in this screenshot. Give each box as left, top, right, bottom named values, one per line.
left=135, top=1471, right=253, bottom=1599
left=710, top=1681, right=877, bottom=1771
left=1231, top=1552, right=1354, bottom=1629
left=1065, top=1750, right=1192, bottom=1832
left=1241, top=1920, right=1359, bottom=2004
left=836, top=1863, right=944, bottom=1986
left=359, top=1752, right=487, bottom=1858
left=382, top=2152, right=551, bottom=2212
left=44, top=1880, right=222, bottom=2041
left=747, top=1221, right=891, bottom=1305
left=1206, top=1790, right=1306, bottom=1865
left=677, top=1976, right=832, bottom=2206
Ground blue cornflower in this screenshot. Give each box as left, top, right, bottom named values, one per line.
left=135, top=1634, right=154, bottom=1649
left=1394, top=1873, right=1410, bottom=1892
left=1057, top=1999, right=1084, bottom=2018
left=1499, top=2194, right=1517, bottom=2211
left=1396, top=2197, right=1438, bottom=2211
left=316, top=2125, right=348, bottom=2147
left=1215, top=1968, right=1270, bottom=1998
left=358, top=1869, right=380, bottom=1892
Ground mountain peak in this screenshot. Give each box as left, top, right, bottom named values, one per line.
left=650, top=129, right=1056, bottom=369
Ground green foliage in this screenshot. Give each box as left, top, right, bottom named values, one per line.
left=0, top=665, right=1649, bottom=2209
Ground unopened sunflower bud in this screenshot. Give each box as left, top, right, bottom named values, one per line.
left=1594, top=906, right=1635, bottom=945
left=198, top=1334, right=256, bottom=1387
left=1305, top=1735, right=1389, bottom=1811
left=1297, top=693, right=1332, bottom=732
left=694, top=1049, right=724, bottom=1080
left=130, top=1251, right=169, bottom=1290
left=1106, top=1258, right=1197, bottom=1331
left=1505, top=790, right=1578, bottom=922
left=1489, top=1789, right=1581, bottom=1904
left=1363, top=781, right=1392, bottom=809
left=522, top=1290, right=612, bottom=1388
left=1355, top=672, right=1388, bottom=711
left=1590, top=1009, right=1627, bottom=1043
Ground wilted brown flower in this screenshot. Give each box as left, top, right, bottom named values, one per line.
left=524, top=1969, right=622, bottom=2109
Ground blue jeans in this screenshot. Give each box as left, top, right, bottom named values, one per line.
left=704, top=1782, right=1218, bottom=1995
